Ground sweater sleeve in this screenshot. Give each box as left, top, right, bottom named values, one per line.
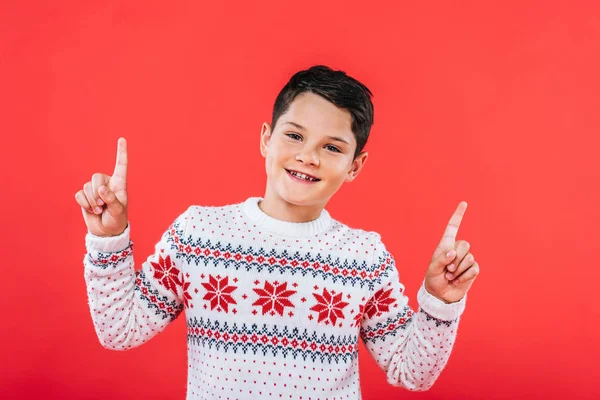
left=360, top=235, right=467, bottom=391
left=83, top=208, right=191, bottom=350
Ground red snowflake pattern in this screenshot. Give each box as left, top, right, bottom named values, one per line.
left=352, top=304, right=365, bottom=327
left=201, top=275, right=238, bottom=313
left=182, top=274, right=193, bottom=309
left=151, top=254, right=181, bottom=294
left=309, top=288, right=349, bottom=325
left=252, top=281, right=297, bottom=316
left=365, top=287, right=397, bottom=318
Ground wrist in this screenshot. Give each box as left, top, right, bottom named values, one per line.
left=418, top=282, right=467, bottom=321
left=423, top=281, right=462, bottom=304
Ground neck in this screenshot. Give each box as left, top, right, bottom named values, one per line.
left=259, top=191, right=324, bottom=223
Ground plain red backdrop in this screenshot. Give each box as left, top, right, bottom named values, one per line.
left=1, top=1, right=599, bottom=399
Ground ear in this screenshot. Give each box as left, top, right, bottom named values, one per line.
left=260, top=122, right=272, bottom=158
left=345, top=151, right=368, bottom=182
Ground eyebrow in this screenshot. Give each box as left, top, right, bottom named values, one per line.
left=281, top=121, right=350, bottom=145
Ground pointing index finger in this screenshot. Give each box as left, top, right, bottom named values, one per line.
left=438, top=201, right=468, bottom=251
left=113, top=137, right=128, bottom=181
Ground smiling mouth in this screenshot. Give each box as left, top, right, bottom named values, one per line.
left=285, top=169, right=321, bottom=182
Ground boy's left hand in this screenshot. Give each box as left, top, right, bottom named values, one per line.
left=424, top=201, right=480, bottom=304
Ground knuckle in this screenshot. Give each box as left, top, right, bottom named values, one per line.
left=455, top=241, right=469, bottom=255
left=464, top=269, right=476, bottom=281
left=83, top=182, right=91, bottom=190
left=92, top=172, right=103, bottom=181
left=74, top=193, right=86, bottom=205
left=460, top=272, right=473, bottom=282
left=460, top=265, right=478, bottom=280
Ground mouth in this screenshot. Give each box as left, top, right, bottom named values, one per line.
left=285, top=169, right=321, bottom=183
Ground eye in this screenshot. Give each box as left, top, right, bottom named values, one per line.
left=286, top=133, right=302, bottom=141
left=325, top=145, right=341, bottom=153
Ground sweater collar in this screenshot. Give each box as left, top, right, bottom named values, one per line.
left=242, top=197, right=332, bottom=237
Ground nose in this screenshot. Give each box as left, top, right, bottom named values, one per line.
left=295, top=147, right=320, bottom=166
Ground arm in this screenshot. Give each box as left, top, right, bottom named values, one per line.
left=360, top=242, right=466, bottom=391
left=83, top=208, right=190, bottom=350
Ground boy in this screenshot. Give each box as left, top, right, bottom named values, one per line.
left=76, top=65, right=479, bottom=399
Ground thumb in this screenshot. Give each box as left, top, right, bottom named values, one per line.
left=429, top=248, right=456, bottom=274
left=98, top=185, right=125, bottom=217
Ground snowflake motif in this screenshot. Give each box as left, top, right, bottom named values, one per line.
left=151, top=254, right=181, bottom=294
left=182, top=275, right=193, bottom=309
left=352, top=304, right=365, bottom=327
left=365, top=287, right=397, bottom=318
left=252, top=281, right=296, bottom=316
left=201, top=275, right=237, bottom=313
left=309, top=288, right=349, bottom=325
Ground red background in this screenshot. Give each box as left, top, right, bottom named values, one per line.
left=1, top=1, right=599, bottom=399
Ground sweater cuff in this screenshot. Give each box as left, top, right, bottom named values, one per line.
left=417, top=281, right=466, bottom=321
left=85, top=223, right=131, bottom=252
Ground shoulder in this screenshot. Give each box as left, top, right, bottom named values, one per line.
left=328, top=218, right=388, bottom=257
left=328, top=220, right=398, bottom=287
left=182, top=200, right=245, bottom=234
left=329, top=216, right=383, bottom=241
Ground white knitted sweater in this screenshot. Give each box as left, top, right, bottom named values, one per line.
left=84, top=197, right=466, bottom=399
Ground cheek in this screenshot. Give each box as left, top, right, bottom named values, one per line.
left=328, top=161, right=352, bottom=180
left=265, top=147, right=286, bottom=173
left=269, top=144, right=293, bottom=164
left=265, top=154, right=277, bottom=175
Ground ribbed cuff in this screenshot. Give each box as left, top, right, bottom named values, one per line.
left=85, top=223, right=131, bottom=252
left=417, top=281, right=466, bottom=321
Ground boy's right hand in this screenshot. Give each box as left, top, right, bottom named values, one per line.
left=75, top=137, right=129, bottom=237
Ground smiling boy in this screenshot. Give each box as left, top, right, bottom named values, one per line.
left=77, top=65, right=479, bottom=399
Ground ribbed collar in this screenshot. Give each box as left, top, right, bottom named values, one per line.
left=242, top=197, right=332, bottom=237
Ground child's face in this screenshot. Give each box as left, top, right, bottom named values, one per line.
left=260, top=92, right=368, bottom=209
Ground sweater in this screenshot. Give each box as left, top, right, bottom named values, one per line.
left=83, top=197, right=467, bottom=400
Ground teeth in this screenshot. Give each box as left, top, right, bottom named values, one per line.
left=290, top=170, right=318, bottom=181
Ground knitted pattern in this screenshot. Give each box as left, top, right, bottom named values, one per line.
left=84, top=197, right=467, bottom=399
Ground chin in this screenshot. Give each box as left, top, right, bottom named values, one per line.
left=279, top=190, right=323, bottom=207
